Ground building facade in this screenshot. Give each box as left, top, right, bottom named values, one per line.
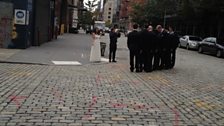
left=0, top=0, right=83, bottom=49
left=119, top=0, right=145, bottom=30
left=0, top=0, right=13, bottom=48
left=103, top=0, right=115, bottom=24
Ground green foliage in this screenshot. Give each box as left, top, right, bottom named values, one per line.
left=105, top=20, right=112, bottom=27
left=130, top=0, right=179, bottom=25
left=130, top=0, right=224, bottom=24
left=129, top=0, right=224, bottom=37
left=130, top=3, right=147, bottom=26
left=78, top=11, right=93, bottom=28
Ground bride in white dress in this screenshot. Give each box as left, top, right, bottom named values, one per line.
left=90, top=28, right=101, bottom=62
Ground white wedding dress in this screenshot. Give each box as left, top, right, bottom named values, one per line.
left=90, top=35, right=101, bottom=62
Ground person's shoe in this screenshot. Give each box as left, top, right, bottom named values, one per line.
left=112, top=60, right=117, bottom=63
left=109, top=60, right=111, bottom=63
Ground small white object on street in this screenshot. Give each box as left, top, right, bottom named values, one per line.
left=101, top=58, right=109, bottom=62
left=52, top=61, right=82, bottom=65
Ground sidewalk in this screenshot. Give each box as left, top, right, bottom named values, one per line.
left=0, top=33, right=128, bottom=65
left=0, top=34, right=93, bottom=65
left=0, top=49, right=21, bottom=61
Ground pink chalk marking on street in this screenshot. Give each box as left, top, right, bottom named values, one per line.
left=83, top=114, right=93, bottom=119
left=133, top=80, right=141, bottom=85
left=112, top=103, right=128, bottom=108
left=9, top=95, right=27, bottom=108
left=96, top=74, right=100, bottom=84
left=172, top=107, right=180, bottom=126
left=52, top=87, right=64, bottom=103
left=83, top=96, right=98, bottom=119
left=133, top=104, right=147, bottom=110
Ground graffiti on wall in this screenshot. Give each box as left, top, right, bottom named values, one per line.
left=0, top=1, right=13, bottom=48
left=0, top=17, right=12, bottom=47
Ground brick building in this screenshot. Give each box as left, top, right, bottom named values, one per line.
left=119, top=0, right=145, bottom=30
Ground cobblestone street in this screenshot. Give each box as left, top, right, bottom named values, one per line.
left=0, top=34, right=224, bottom=126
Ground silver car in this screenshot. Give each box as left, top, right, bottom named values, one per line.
left=179, top=35, right=202, bottom=50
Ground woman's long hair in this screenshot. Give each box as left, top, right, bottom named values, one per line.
left=92, top=28, right=101, bottom=35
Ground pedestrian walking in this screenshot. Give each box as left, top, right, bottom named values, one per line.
left=127, top=24, right=141, bottom=72
left=168, top=26, right=179, bottom=68
left=90, top=28, right=101, bottom=62
left=109, top=28, right=119, bottom=62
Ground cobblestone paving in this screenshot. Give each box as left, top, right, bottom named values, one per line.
left=0, top=58, right=224, bottom=126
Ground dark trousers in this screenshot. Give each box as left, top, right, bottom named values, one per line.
left=109, top=44, right=117, bottom=61
left=170, top=49, right=176, bottom=68
left=164, top=50, right=171, bottom=69
left=143, top=50, right=153, bottom=72
left=153, top=49, right=162, bottom=70
left=129, top=49, right=140, bottom=71
left=139, top=50, right=144, bottom=71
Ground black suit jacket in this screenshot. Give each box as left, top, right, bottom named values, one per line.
left=127, top=30, right=140, bottom=50
left=140, top=29, right=156, bottom=51
left=109, top=31, right=118, bottom=45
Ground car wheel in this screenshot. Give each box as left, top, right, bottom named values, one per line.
left=216, top=50, right=222, bottom=58
left=186, top=44, right=189, bottom=50
left=198, top=46, right=203, bottom=53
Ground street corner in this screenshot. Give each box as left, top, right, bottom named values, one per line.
left=0, top=49, right=21, bottom=61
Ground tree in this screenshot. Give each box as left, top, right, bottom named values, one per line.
left=129, top=0, right=179, bottom=26
left=78, top=10, right=93, bottom=29
left=129, top=0, right=224, bottom=37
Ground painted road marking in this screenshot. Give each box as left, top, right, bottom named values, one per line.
left=52, top=61, right=82, bottom=65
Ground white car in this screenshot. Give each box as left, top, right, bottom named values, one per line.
left=179, top=35, right=202, bottom=50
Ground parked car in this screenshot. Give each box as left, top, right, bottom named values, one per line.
left=179, top=35, right=202, bottom=50
left=198, top=37, right=224, bottom=58
left=85, top=25, right=93, bottom=34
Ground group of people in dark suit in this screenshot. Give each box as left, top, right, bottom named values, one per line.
left=127, top=24, right=179, bottom=72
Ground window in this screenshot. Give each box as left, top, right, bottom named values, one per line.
left=189, top=37, right=202, bottom=41
left=108, top=16, right=111, bottom=19
left=108, top=12, right=111, bottom=15
left=210, top=38, right=217, bottom=43
left=205, top=38, right=211, bottom=42
left=205, top=38, right=216, bottom=43
left=109, top=8, right=111, bottom=10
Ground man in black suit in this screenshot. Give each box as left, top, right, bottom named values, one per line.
left=140, top=25, right=156, bottom=72
left=139, top=25, right=149, bottom=72
left=154, top=25, right=169, bottom=70
left=109, top=28, right=118, bottom=62
left=127, top=24, right=141, bottom=72
left=168, top=26, right=179, bottom=68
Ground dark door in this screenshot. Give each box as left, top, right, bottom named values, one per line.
left=207, top=38, right=217, bottom=54
left=202, top=38, right=211, bottom=52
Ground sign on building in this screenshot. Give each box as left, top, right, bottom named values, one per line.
left=15, top=9, right=26, bottom=25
